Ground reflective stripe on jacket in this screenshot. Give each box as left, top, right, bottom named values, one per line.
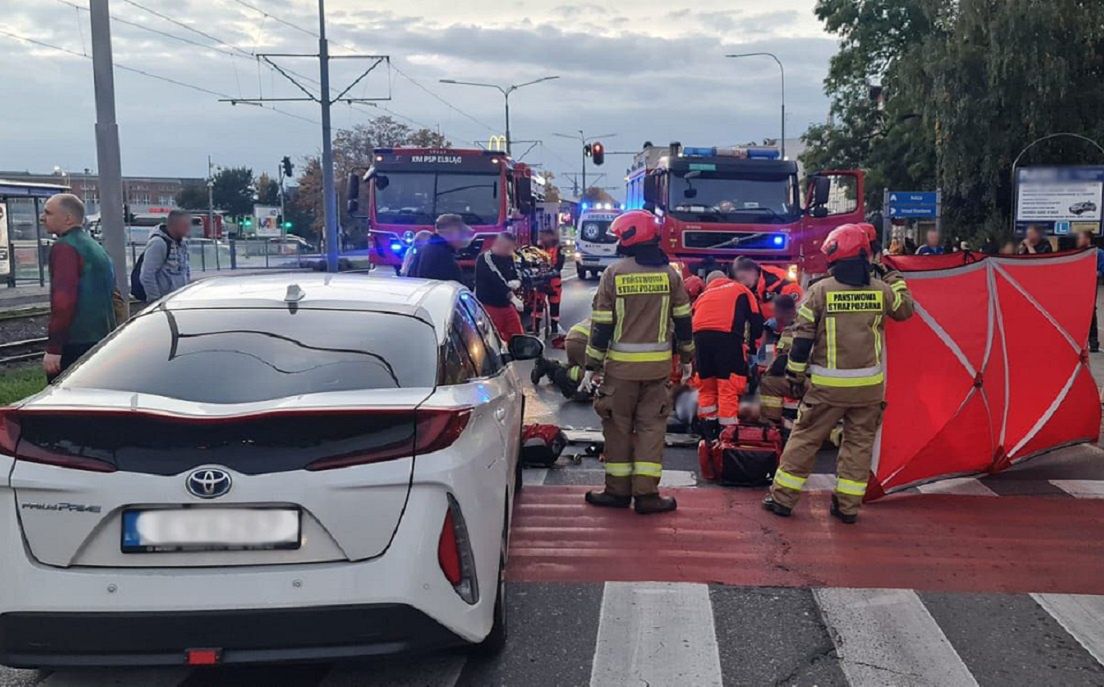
left=587, top=257, right=693, bottom=380
left=786, top=270, right=914, bottom=406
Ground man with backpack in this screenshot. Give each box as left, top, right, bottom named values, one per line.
left=133, top=210, right=191, bottom=302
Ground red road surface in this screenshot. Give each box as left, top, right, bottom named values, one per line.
left=507, top=486, right=1104, bottom=594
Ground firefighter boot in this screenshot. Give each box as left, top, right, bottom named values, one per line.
left=699, top=419, right=721, bottom=443
left=585, top=490, right=632, bottom=508
left=634, top=493, right=678, bottom=515
left=830, top=495, right=857, bottom=525
left=762, top=495, right=792, bottom=517
left=530, top=357, right=553, bottom=386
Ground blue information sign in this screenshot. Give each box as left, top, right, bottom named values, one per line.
left=887, top=191, right=938, bottom=219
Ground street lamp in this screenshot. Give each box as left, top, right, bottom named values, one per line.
left=725, top=52, right=786, bottom=159
left=439, top=76, right=559, bottom=155
left=552, top=130, right=616, bottom=198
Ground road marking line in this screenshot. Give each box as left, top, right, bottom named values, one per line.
left=590, top=582, right=722, bottom=687
left=916, top=477, right=999, bottom=496
left=815, top=587, right=978, bottom=687
left=1049, top=480, right=1104, bottom=498
left=562, top=273, right=578, bottom=283
left=1032, top=593, right=1104, bottom=666
left=43, top=668, right=190, bottom=686
left=522, top=468, right=549, bottom=485
left=320, top=654, right=465, bottom=686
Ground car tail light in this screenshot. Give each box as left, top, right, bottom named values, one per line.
left=437, top=494, right=479, bottom=604
left=185, top=648, right=221, bottom=666
left=0, top=408, right=115, bottom=473
left=307, top=407, right=471, bottom=471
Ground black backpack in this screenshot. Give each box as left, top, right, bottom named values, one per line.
left=130, top=233, right=173, bottom=301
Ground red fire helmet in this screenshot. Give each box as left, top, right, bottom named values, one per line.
left=609, top=210, right=660, bottom=248
left=684, top=275, right=705, bottom=301
left=857, top=222, right=878, bottom=244
left=821, top=223, right=871, bottom=264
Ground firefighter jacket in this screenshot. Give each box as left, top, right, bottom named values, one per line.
left=786, top=270, right=914, bottom=406
left=691, top=277, right=762, bottom=336
left=587, top=257, right=694, bottom=380
left=764, top=319, right=795, bottom=376
left=757, top=265, right=804, bottom=304
left=566, top=319, right=590, bottom=345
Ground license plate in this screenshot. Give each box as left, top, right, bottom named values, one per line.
left=122, top=508, right=301, bottom=553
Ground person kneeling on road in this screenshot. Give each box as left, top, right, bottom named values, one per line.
left=763, top=224, right=914, bottom=524
left=532, top=319, right=592, bottom=401
left=757, top=295, right=802, bottom=431
left=581, top=210, right=695, bottom=515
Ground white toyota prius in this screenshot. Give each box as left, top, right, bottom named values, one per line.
left=0, top=273, right=540, bottom=667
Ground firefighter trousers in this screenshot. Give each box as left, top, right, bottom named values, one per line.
left=594, top=376, right=670, bottom=497
left=769, top=400, right=883, bottom=516
left=759, top=374, right=801, bottom=425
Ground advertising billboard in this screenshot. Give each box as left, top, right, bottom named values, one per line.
left=254, top=205, right=281, bottom=238
left=1015, top=166, right=1104, bottom=235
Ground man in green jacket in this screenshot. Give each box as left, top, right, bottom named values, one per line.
left=41, top=194, right=116, bottom=380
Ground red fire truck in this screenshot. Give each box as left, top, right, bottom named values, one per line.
left=357, top=148, right=539, bottom=271
left=625, top=143, right=865, bottom=279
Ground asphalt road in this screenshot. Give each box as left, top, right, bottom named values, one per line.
left=2, top=272, right=1103, bottom=685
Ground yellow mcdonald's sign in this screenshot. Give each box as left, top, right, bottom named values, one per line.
left=488, top=135, right=507, bottom=151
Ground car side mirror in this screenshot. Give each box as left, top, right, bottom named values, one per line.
left=508, top=334, right=544, bottom=361
left=811, top=206, right=829, bottom=218
left=374, top=174, right=390, bottom=191
left=345, top=172, right=360, bottom=214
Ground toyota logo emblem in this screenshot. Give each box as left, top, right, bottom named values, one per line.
left=186, top=468, right=232, bottom=499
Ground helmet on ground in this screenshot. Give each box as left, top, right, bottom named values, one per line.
left=822, top=224, right=870, bottom=264
left=520, top=424, right=567, bottom=468
left=609, top=210, right=660, bottom=247
left=684, top=275, right=705, bottom=301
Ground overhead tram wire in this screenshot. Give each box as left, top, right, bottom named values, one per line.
left=224, top=0, right=497, bottom=140
left=0, top=28, right=319, bottom=126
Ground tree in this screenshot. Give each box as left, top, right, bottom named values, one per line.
left=211, top=166, right=255, bottom=218
left=539, top=171, right=561, bottom=204
left=804, top=0, right=1104, bottom=241
left=295, top=115, right=454, bottom=245
left=581, top=187, right=615, bottom=205
left=175, top=183, right=208, bottom=210
left=408, top=127, right=451, bottom=148
left=255, top=172, right=280, bottom=206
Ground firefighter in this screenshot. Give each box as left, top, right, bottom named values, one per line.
left=536, top=227, right=565, bottom=334
left=531, top=319, right=591, bottom=400
left=684, top=274, right=706, bottom=302
left=757, top=295, right=801, bottom=427
left=733, top=257, right=804, bottom=318
left=582, top=210, right=694, bottom=514
left=692, top=270, right=762, bottom=440
left=763, top=224, right=914, bottom=524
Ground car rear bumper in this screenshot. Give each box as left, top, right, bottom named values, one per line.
left=0, top=603, right=465, bottom=668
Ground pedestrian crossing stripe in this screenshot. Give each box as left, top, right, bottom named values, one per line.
left=614, top=272, right=669, bottom=295
left=826, top=289, right=883, bottom=312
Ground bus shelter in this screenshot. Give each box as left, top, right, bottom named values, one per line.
left=0, top=179, right=69, bottom=287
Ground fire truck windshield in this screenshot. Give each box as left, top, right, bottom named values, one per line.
left=374, top=172, right=501, bottom=226
left=669, top=172, right=798, bottom=223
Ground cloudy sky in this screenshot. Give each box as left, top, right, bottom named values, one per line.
left=1, top=0, right=835, bottom=199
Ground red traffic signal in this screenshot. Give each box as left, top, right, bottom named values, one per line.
left=591, top=141, right=605, bottom=166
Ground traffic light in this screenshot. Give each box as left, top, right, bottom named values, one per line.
left=282, top=221, right=293, bottom=230
left=242, top=217, right=253, bottom=229
left=591, top=141, right=605, bottom=166
left=281, top=156, right=294, bottom=178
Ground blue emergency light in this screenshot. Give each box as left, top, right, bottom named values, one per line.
left=772, top=235, right=785, bottom=247
left=747, top=147, right=781, bottom=160
left=682, top=147, right=715, bottom=158
left=390, top=242, right=404, bottom=253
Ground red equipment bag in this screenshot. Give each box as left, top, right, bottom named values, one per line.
left=698, top=423, right=782, bottom=486
left=521, top=423, right=567, bottom=467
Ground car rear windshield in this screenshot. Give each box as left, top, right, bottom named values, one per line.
left=62, top=308, right=438, bottom=403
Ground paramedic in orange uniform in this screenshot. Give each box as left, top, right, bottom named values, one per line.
left=537, top=227, right=565, bottom=334
left=733, top=257, right=804, bottom=318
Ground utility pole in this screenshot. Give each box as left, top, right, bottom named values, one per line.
left=221, top=0, right=390, bottom=272
left=207, top=155, right=215, bottom=238
left=278, top=160, right=286, bottom=237
left=553, top=131, right=615, bottom=201
left=89, top=0, right=128, bottom=314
